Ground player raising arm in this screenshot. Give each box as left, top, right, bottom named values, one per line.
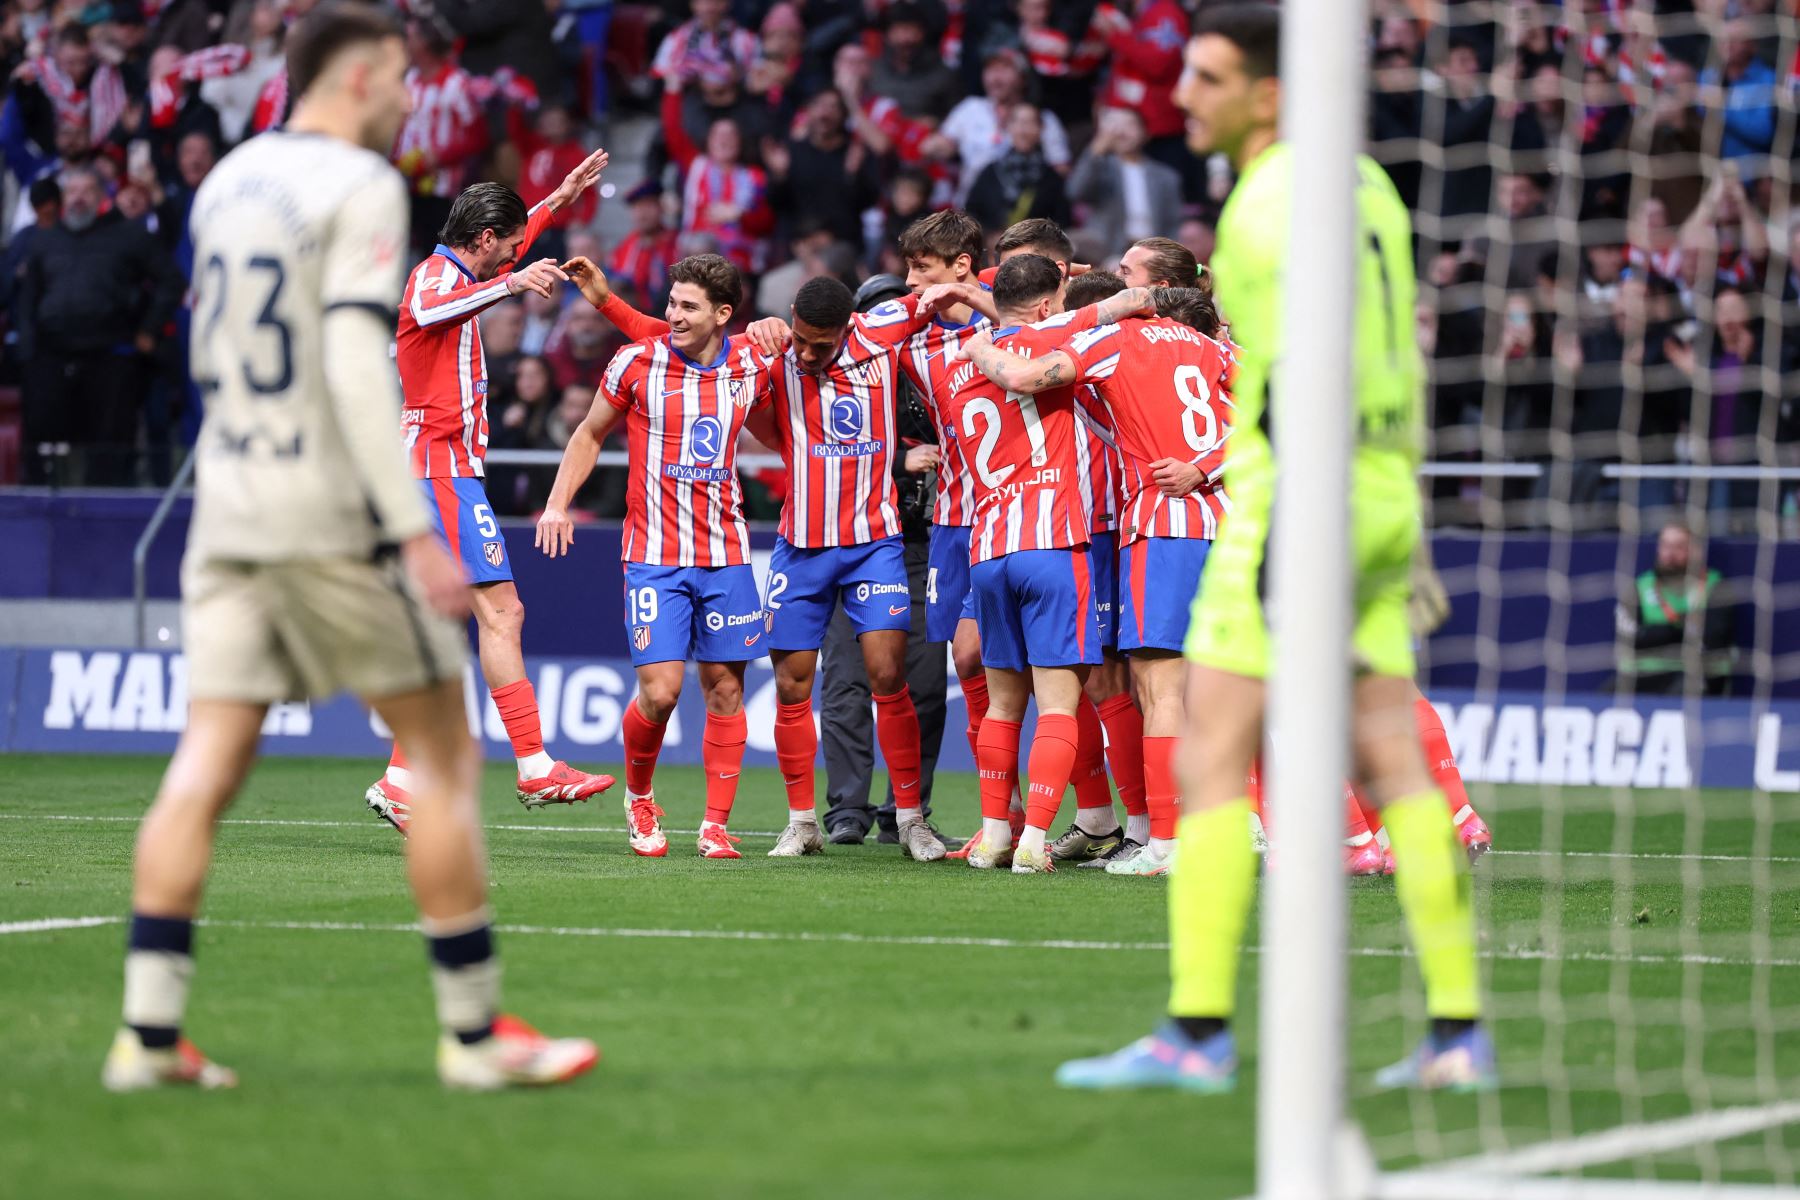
left=536, top=254, right=772, bottom=860
left=363, top=146, right=613, bottom=833
left=1056, top=5, right=1491, bottom=1093
left=104, top=2, right=596, bottom=1094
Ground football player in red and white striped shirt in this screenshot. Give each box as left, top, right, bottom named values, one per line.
left=892, top=211, right=998, bottom=779
left=741, top=276, right=996, bottom=862
left=940, top=254, right=1143, bottom=874
left=962, top=273, right=1232, bottom=878
left=364, top=155, right=613, bottom=836
left=537, top=254, right=775, bottom=861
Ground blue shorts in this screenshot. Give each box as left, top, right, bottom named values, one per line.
left=765, top=535, right=911, bottom=651
left=1089, top=531, right=1119, bottom=651
left=925, top=524, right=977, bottom=643
left=423, top=477, right=510, bottom=585
left=1120, top=536, right=1211, bottom=653
left=623, top=562, right=765, bottom=666
left=971, top=548, right=1102, bottom=671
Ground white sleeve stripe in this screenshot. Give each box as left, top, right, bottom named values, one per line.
left=410, top=277, right=511, bottom=326
left=1084, top=352, right=1121, bottom=379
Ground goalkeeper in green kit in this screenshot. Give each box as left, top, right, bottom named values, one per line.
left=1057, top=4, right=1494, bottom=1093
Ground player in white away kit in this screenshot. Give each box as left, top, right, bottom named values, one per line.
left=101, top=4, right=596, bottom=1093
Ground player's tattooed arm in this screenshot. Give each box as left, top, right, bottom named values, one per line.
left=1092, top=286, right=1154, bottom=326
left=962, top=333, right=1078, bottom=396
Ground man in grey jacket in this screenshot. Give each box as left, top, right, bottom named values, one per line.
left=1068, top=108, right=1184, bottom=262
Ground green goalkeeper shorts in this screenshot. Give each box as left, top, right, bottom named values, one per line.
left=1185, top=448, right=1419, bottom=681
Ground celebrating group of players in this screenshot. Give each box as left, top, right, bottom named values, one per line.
left=104, top=2, right=1497, bottom=1096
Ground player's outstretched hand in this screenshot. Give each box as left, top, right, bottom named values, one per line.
left=1150, top=458, right=1204, bottom=498
left=903, top=443, right=941, bottom=473
left=401, top=533, right=471, bottom=620
left=917, top=282, right=968, bottom=314
left=562, top=256, right=611, bottom=308
left=746, top=317, right=791, bottom=356
left=949, top=327, right=992, bottom=364
left=552, top=148, right=609, bottom=210
left=507, top=258, right=568, bottom=300
left=536, top=506, right=576, bottom=558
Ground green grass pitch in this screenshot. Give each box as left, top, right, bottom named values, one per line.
left=2, top=754, right=1796, bottom=1198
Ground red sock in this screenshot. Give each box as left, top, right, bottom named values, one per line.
left=976, top=717, right=1021, bottom=823
left=773, top=700, right=816, bottom=814
left=1246, top=757, right=1264, bottom=825
left=1025, top=712, right=1080, bottom=832
left=962, top=672, right=990, bottom=765
left=873, top=687, right=923, bottom=809
left=1072, top=696, right=1113, bottom=814
left=1414, top=697, right=1475, bottom=822
left=490, top=679, right=545, bottom=761
left=1096, top=693, right=1146, bottom=816
left=387, top=742, right=408, bottom=773
left=1143, top=736, right=1180, bottom=842
left=1355, top=784, right=1385, bottom=838
left=621, top=697, right=667, bottom=796
left=1344, top=783, right=1371, bottom=840
left=702, top=710, right=748, bottom=826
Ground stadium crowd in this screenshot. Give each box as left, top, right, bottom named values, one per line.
left=0, top=0, right=1795, bottom=530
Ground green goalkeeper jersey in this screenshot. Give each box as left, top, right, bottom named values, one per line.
left=1208, top=143, right=1425, bottom=492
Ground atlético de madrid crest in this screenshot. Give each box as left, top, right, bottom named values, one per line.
left=633, top=625, right=652, bottom=652
left=727, top=377, right=754, bottom=409
left=483, top=541, right=504, bottom=567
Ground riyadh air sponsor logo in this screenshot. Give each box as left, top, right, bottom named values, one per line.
left=664, top=464, right=731, bottom=482
left=811, top=442, right=883, bottom=458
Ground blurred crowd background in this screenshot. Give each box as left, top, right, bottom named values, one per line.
left=0, top=0, right=1795, bottom=535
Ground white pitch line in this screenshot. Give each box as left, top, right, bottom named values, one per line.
left=1421, top=1098, right=1800, bottom=1180
left=4, top=915, right=1797, bottom=969
left=6, top=814, right=1797, bottom=863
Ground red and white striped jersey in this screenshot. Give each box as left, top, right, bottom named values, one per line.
left=395, top=61, right=487, bottom=199
left=764, top=296, right=935, bottom=548
left=601, top=334, right=773, bottom=568
left=942, top=317, right=1090, bottom=564
left=1062, top=315, right=1235, bottom=543
left=397, top=204, right=553, bottom=479
left=898, top=307, right=990, bottom=527
left=1073, top=384, right=1121, bottom=532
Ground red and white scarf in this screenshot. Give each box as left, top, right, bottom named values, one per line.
left=149, top=44, right=253, bottom=129
left=31, top=54, right=128, bottom=143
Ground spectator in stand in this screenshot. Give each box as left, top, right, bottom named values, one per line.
left=508, top=101, right=593, bottom=265
left=544, top=300, right=622, bottom=392
left=559, top=0, right=614, bottom=120
left=746, top=2, right=804, bottom=125
left=1016, top=0, right=1110, bottom=129
left=394, top=13, right=487, bottom=255
left=1492, top=171, right=1555, bottom=290
left=437, top=0, right=559, bottom=94
left=196, top=0, right=283, bottom=144
left=1432, top=36, right=1496, bottom=229
left=0, top=175, right=58, bottom=312
left=14, top=162, right=181, bottom=485
left=4, top=23, right=125, bottom=181
left=1369, top=42, right=1423, bottom=212
left=966, top=103, right=1069, bottom=234
left=520, top=286, right=561, bottom=355
left=764, top=86, right=877, bottom=251
left=870, top=2, right=961, bottom=122
left=1177, top=214, right=1215, bottom=267
left=831, top=41, right=934, bottom=173
left=874, top=167, right=933, bottom=274
left=930, top=47, right=1069, bottom=204
left=1700, top=17, right=1777, bottom=162
left=1666, top=286, right=1778, bottom=525
left=1677, top=169, right=1769, bottom=291
left=488, top=352, right=556, bottom=515
left=4, top=114, right=87, bottom=233
left=607, top=178, right=678, bottom=310
left=754, top=216, right=833, bottom=318
left=481, top=301, right=526, bottom=399
left=651, top=0, right=759, bottom=85
left=1068, top=106, right=1184, bottom=261
left=536, top=379, right=626, bottom=517
left=660, top=58, right=773, bottom=174
left=1092, top=0, right=1190, bottom=190
left=679, top=115, right=773, bottom=273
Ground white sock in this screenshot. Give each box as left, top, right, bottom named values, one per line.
left=1346, top=831, right=1375, bottom=848
left=1146, top=836, right=1177, bottom=860
left=1375, top=827, right=1391, bottom=850
left=429, top=959, right=501, bottom=1037
left=1451, top=804, right=1474, bottom=826
left=1018, top=825, right=1048, bottom=856
left=626, top=789, right=653, bottom=804
left=1076, top=806, right=1117, bottom=836
left=123, top=951, right=193, bottom=1036
left=982, top=817, right=1014, bottom=850
left=789, top=807, right=818, bottom=824
left=517, top=751, right=555, bottom=779
left=1125, top=813, right=1151, bottom=844
left=386, top=764, right=414, bottom=791
left=896, top=807, right=922, bottom=828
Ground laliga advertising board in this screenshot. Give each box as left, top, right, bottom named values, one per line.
left=6, top=646, right=1800, bottom=793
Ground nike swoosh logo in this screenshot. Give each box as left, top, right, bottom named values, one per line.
left=743, top=633, right=760, bottom=646
left=660, top=388, right=688, bottom=399
left=718, top=772, right=739, bottom=780
left=629, top=758, right=652, bottom=766
left=888, top=604, right=907, bottom=616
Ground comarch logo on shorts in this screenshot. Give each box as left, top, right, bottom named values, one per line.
left=704, top=611, right=762, bottom=632
left=854, top=582, right=908, bottom=603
